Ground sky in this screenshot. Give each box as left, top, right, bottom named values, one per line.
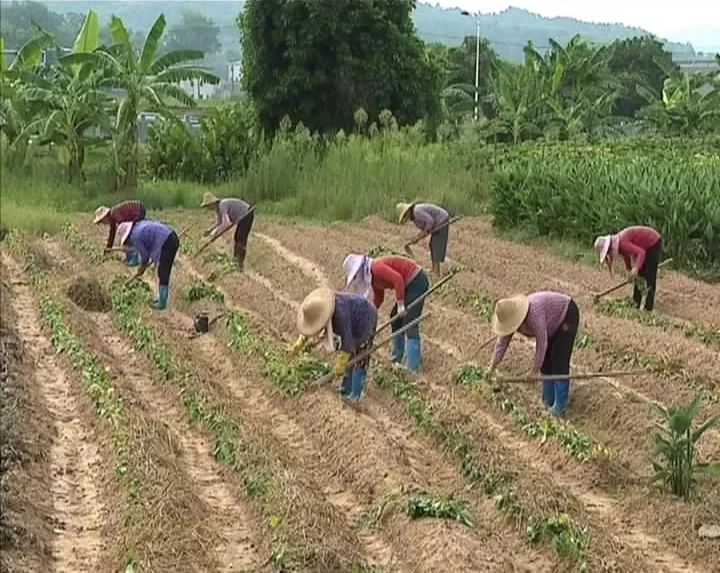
left=431, top=0, right=720, bottom=48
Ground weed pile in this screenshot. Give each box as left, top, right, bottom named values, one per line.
left=67, top=277, right=112, bottom=312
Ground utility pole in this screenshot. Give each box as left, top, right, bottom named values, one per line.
left=462, top=10, right=481, bottom=121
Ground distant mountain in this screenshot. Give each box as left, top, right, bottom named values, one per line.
left=6, top=1, right=698, bottom=62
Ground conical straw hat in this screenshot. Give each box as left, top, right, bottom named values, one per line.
left=93, top=206, right=110, bottom=224
left=200, top=192, right=221, bottom=207
left=396, top=201, right=417, bottom=223
left=297, top=287, right=336, bottom=336
left=491, top=294, right=530, bottom=337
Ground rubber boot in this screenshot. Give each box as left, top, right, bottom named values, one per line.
left=348, top=367, right=367, bottom=401
left=550, top=380, right=570, bottom=417
left=406, top=338, right=422, bottom=373
left=391, top=334, right=405, bottom=365
left=338, top=372, right=352, bottom=396
left=542, top=379, right=556, bottom=408
left=127, top=250, right=140, bottom=267
left=155, top=285, right=169, bottom=310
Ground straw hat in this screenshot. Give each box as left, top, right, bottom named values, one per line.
left=396, top=201, right=417, bottom=224
left=491, top=295, right=530, bottom=337
left=297, top=287, right=336, bottom=336
left=200, top=192, right=221, bottom=207
left=116, top=221, right=134, bottom=246
left=93, top=206, right=110, bottom=224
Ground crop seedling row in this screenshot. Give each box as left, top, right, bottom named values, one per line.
left=373, top=368, right=591, bottom=563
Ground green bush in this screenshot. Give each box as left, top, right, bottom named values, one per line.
left=490, top=138, right=720, bottom=275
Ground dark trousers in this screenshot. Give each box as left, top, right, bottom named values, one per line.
left=540, top=300, right=579, bottom=376
left=390, top=270, right=429, bottom=339
left=633, top=238, right=662, bottom=311
left=233, top=210, right=254, bottom=267
left=158, top=232, right=179, bottom=287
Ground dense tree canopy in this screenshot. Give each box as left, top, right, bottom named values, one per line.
left=164, top=11, right=221, bottom=56
left=238, top=0, right=442, bottom=134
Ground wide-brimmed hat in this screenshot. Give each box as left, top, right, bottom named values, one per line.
left=343, top=253, right=365, bottom=286
left=200, top=192, right=221, bottom=207
left=491, top=294, right=530, bottom=337
left=297, top=287, right=336, bottom=336
left=93, top=206, right=110, bottom=224
left=593, top=235, right=616, bottom=264
left=116, top=221, right=134, bottom=246
left=396, top=201, right=417, bottom=224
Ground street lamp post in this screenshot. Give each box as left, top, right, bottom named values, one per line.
left=461, top=10, right=481, bottom=121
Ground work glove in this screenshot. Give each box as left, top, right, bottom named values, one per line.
left=291, top=334, right=308, bottom=355
left=334, top=351, right=352, bottom=377
left=397, top=302, right=406, bottom=317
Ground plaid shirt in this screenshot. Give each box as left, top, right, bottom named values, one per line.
left=106, top=200, right=146, bottom=248
left=492, top=291, right=572, bottom=372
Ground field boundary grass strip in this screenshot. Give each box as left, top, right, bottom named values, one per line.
left=5, top=234, right=143, bottom=571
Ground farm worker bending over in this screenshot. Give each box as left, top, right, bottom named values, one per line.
left=94, top=200, right=147, bottom=266
left=343, top=253, right=429, bottom=372
left=200, top=192, right=254, bottom=271
left=486, top=291, right=580, bottom=417
left=294, top=287, right=378, bottom=402
left=396, top=201, right=450, bottom=277
left=115, top=221, right=180, bottom=311
left=594, top=226, right=662, bottom=311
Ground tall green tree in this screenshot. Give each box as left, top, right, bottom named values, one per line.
left=63, top=14, right=219, bottom=191
left=164, top=11, right=221, bottom=55
left=609, top=36, right=677, bottom=117
left=239, top=0, right=442, bottom=134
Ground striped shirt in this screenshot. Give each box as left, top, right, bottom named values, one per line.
left=106, top=200, right=146, bottom=248
left=128, top=221, right=175, bottom=266
left=617, top=226, right=661, bottom=272
left=216, top=198, right=251, bottom=227
left=492, top=291, right=572, bottom=372
left=332, top=293, right=378, bottom=354
left=371, top=256, right=421, bottom=308
left=412, top=203, right=449, bottom=233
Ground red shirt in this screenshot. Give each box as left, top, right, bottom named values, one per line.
left=371, top=257, right=422, bottom=308
left=617, top=226, right=661, bottom=272
left=105, top=201, right=146, bottom=248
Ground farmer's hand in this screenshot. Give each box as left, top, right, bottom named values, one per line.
left=291, top=335, right=308, bottom=355
left=334, top=351, right=351, bottom=376
left=397, top=302, right=406, bottom=317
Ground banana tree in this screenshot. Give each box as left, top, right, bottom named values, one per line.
left=0, top=31, right=54, bottom=169
left=23, top=11, right=112, bottom=181
left=487, top=62, right=544, bottom=144
left=62, top=14, right=219, bottom=191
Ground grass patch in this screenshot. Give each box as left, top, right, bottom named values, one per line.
left=598, top=298, right=720, bottom=350
left=373, top=367, right=590, bottom=564
left=527, top=514, right=591, bottom=564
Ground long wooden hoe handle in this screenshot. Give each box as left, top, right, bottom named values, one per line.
left=405, top=215, right=463, bottom=248
left=311, top=313, right=430, bottom=388
left=495, top=369, right=646, bottom=384
left=593, top=258, right=673, bottom=302
left=193, top=206, right=256, bottom=259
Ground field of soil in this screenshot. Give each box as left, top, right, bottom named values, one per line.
left=2, top=211, right=719, bottom=572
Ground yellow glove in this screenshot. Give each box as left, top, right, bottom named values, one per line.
left=291, top=334, right=308, bottom=355
left=334, top=351, right=352, bottom=376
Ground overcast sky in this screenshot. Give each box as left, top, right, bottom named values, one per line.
left=431, top=0, right=720, bottom=47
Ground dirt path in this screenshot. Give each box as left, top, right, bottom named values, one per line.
left=3, top=253, right=106, bottom=573
left=250, top=224, right=717, bottom=573
left=86, top=313, right=271, bottom=572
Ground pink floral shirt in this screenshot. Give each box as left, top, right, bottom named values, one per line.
left=491, top=291, right=572, bottom=372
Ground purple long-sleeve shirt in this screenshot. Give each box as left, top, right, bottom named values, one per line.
left=128, top=221, right=175, bottom=266
left=332, top=293, right=378, bottom=354
left=491, top=291, right=572, bottom=372
left=412, top=203, right=449, bottom=233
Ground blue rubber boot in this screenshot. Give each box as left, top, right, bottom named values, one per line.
left=155, top=285, right=169, bottom=310
left=391, top=334, right=405, bottom=365
left=348, top=368, right=367, bottom=401
left=550, top=380, right=570, bottom=417
left=127, top=250, right=140, bottom=267
left=406, top=338, right=422, bottom=373
left=338, top=372, right=352, bottom=396
left=542, top=379, right=556, bottom=408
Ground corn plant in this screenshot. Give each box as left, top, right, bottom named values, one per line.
left=651, top=396, right=720, bottom=499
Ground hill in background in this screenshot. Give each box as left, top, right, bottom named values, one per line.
left=4, top=0, right=699, bottom=61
